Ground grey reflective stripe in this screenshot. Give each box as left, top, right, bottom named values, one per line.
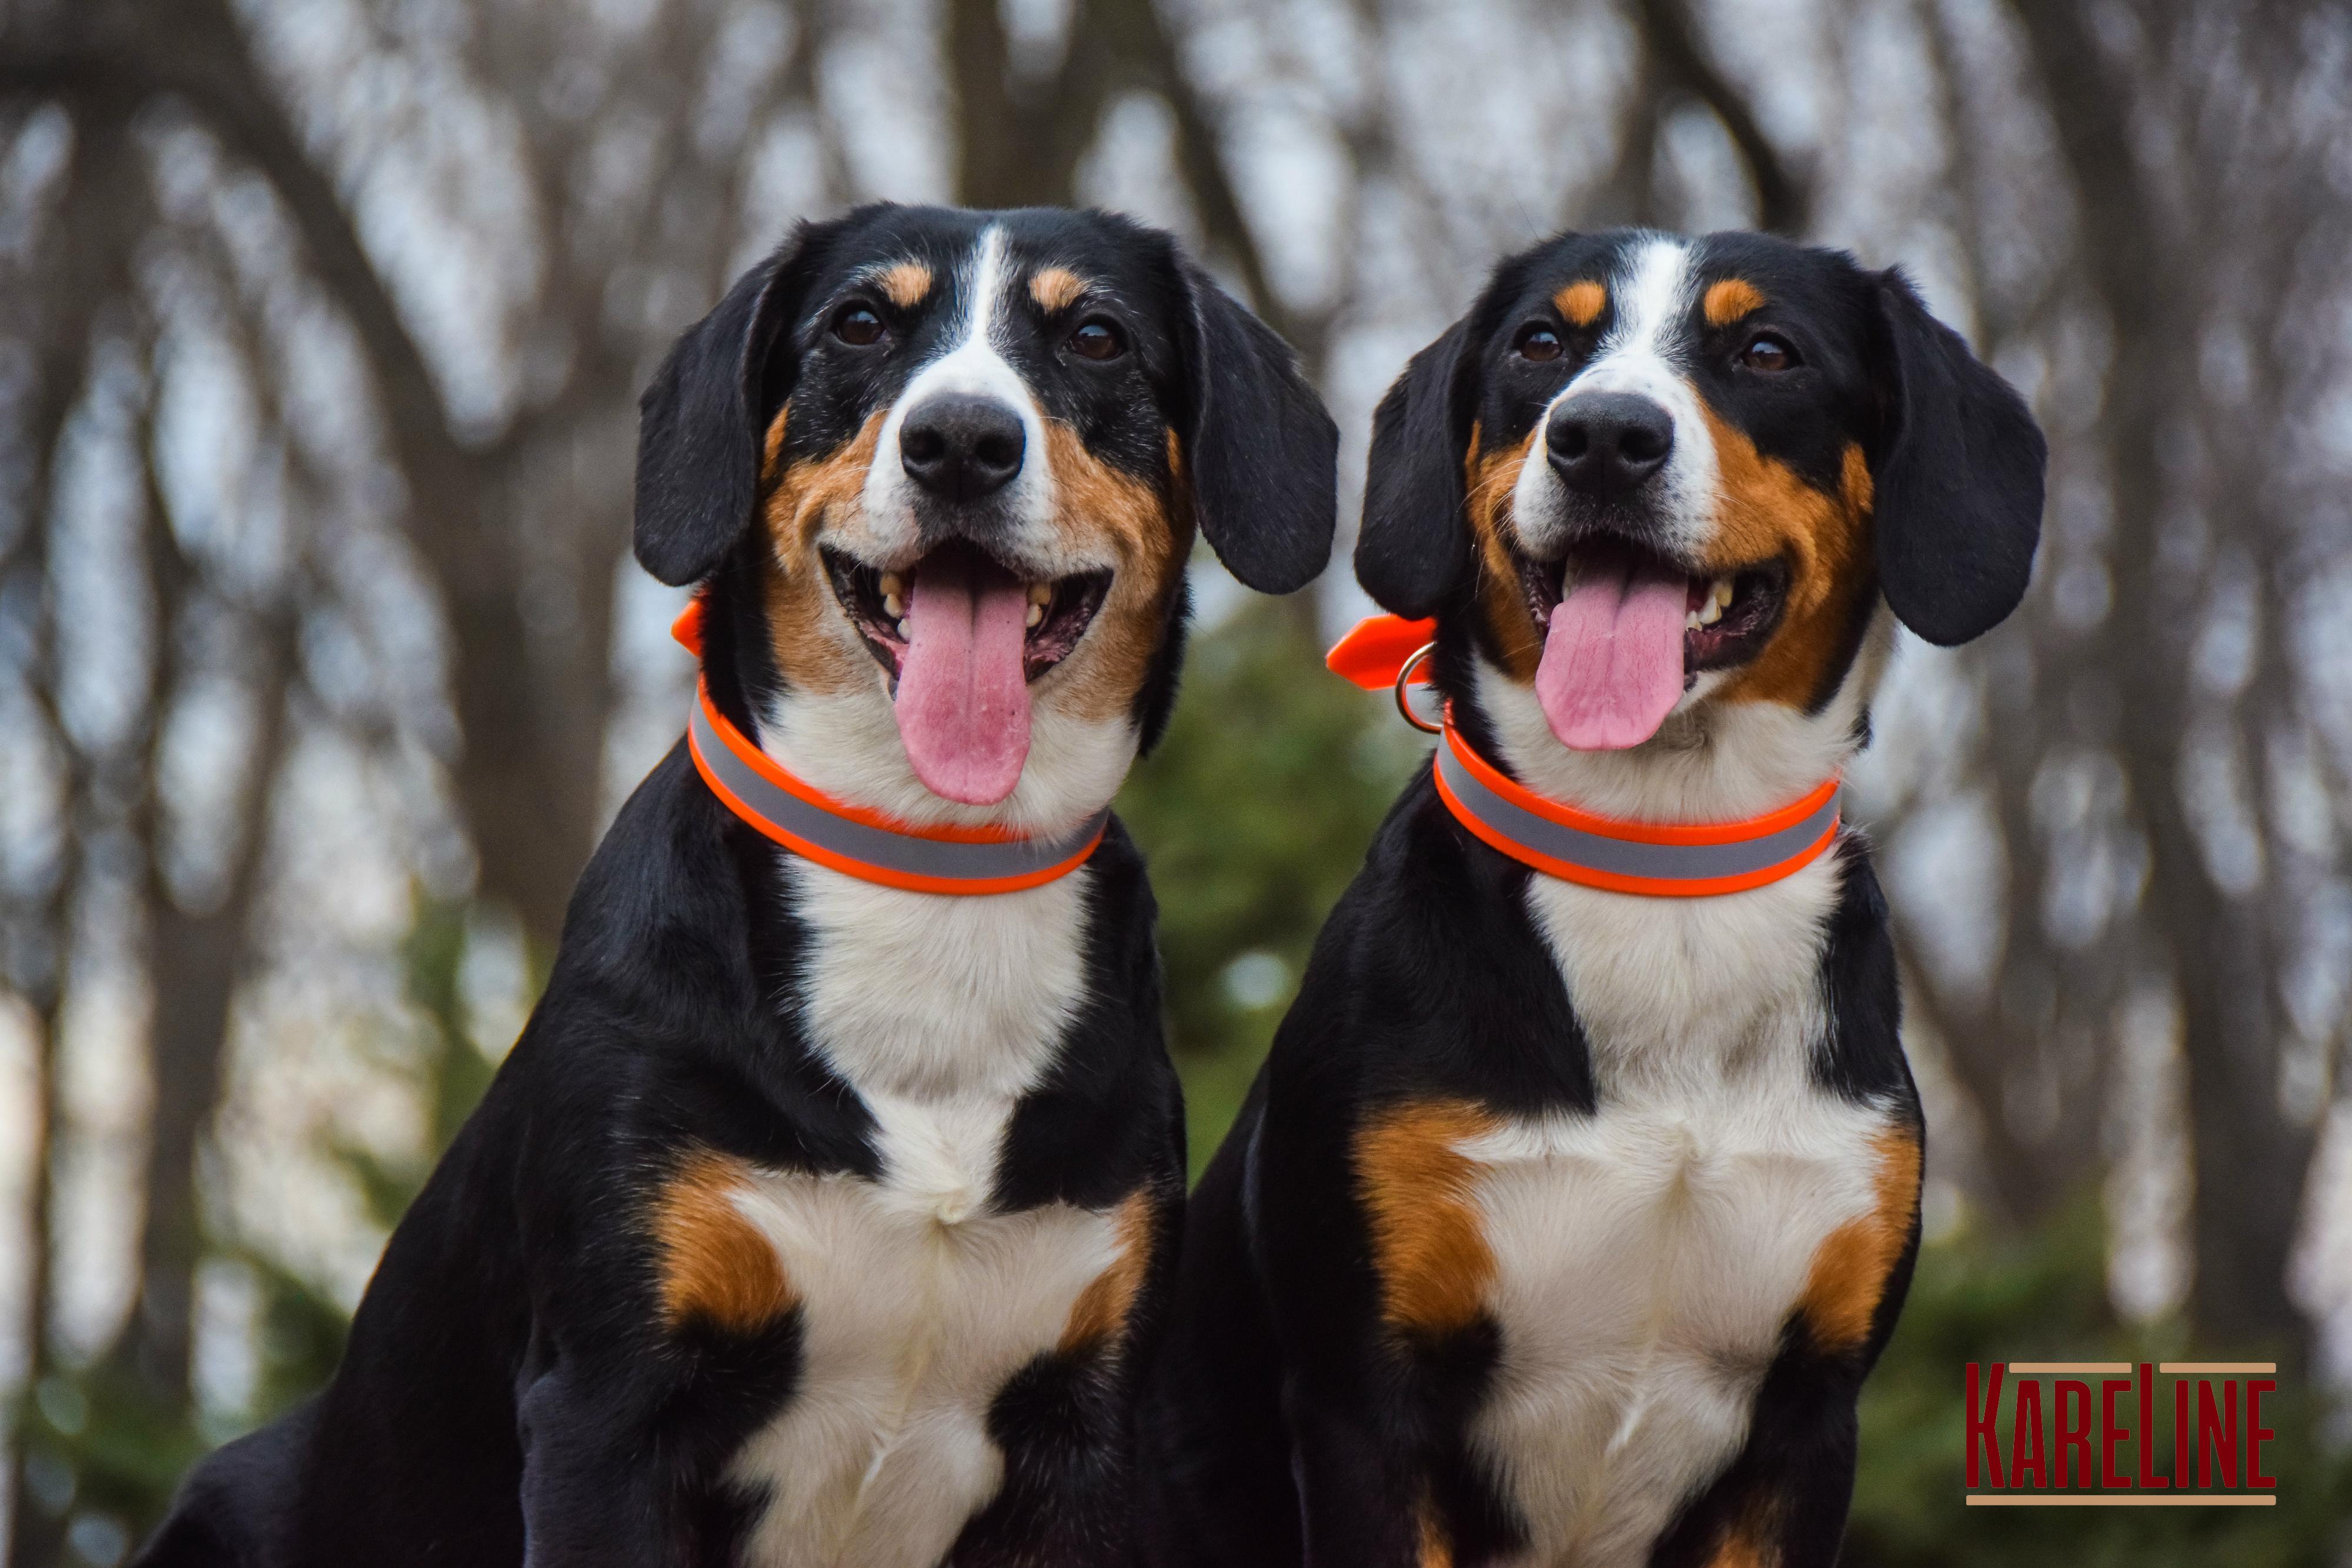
left=1435, top=738, right=1839, bottom=884
left=690, top=699, right=1105, bottom=885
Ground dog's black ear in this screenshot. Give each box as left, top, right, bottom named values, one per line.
left=1869, top=271, right=2047, bottom=646
left=1356, top=316, right=1478, bottom=619
left=633, top=225, right=832, bottom=586
left=1176, top=268, right=1338, bottom=594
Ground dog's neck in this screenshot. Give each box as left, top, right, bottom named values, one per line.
left=1465, top=607, right=1892, bottom=826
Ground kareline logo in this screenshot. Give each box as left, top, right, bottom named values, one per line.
left=1963, top=1362, right=2278, bottom=1506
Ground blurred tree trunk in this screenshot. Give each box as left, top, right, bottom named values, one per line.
left=3, top=0, right=615, bottom=957
left=2011, top=0, right=2316, bottom=1354
left=2, top=88, right=140, bottom=1566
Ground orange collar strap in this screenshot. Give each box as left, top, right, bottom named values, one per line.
left=1328, top=614, right=1842, bottom=897
left=674, top=600, right=1105, bottom=896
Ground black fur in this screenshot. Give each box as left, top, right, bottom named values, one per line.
left=1867, top=272, right=2046, bottom=646
left=138, top=204, right=1335, bottom=1567
left=1148, top=227, right=2041, bottom=1568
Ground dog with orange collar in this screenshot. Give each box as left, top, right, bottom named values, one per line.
left=137, top=203, right=1335, bottom=1568
left=1141, top=228, right=2043, bottom=1568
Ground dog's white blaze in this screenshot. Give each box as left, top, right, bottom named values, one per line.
left=857, top=225, right=1063, bottom=563
left=1509, top=235, right=1720, bottom=566
left=721, top=861, right=1121, bottom=1567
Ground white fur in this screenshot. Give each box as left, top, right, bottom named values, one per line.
left=722, top=860, right=1120, bottom=1567
left=1511, top=235, right=1719, bottom=565
left=766, top=221, right=1142, bottom=841
left=1462, top=1033, right=1891, bottom=1568
left=856, top=226, right=1071, bottom=571
left=1454, top=265, right=1907, bottom=1555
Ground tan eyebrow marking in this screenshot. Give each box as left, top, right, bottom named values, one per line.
left=1554, top=280, right=1606, bottom=327
left=875, top=262, right=932, bottom=309
left=1705, top=278, right=1766, bottom=326
left=1030, top=266, right=1090, bottom=313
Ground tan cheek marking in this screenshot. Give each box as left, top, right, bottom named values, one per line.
left=1030, top=266, right=1088, bottom=313
left=1355, top=1099, right=1501, bottom=1339
left=1799, top=1126, right=1922, bottom=1353
left=1463, top=422, right=1545, bottom=681
left=1555, top=280, right=1606, bottom=327
left=1037, top=421, right=1187, bottom=725
left=1698, top=404, right=1875, bottom=710
left=1059, top=1189, right=1156, bottom=1353
left=877, top=262, right=931, bottom=309
left=1704, top=278, right=1766, bottom=327
left=760, top=409, right=888, bottom=697
left=650, top=1149, right=795, bottom=1334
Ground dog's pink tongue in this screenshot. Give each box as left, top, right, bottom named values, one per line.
left=893, top=553, right=1032, bottom=804
left=1534, top=560, right=1689, bottom=750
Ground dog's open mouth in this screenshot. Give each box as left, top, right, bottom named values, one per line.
left=818, top=539, right=1114, bottom=805
left=822, top=542, right=1112, bottom=687
left=1510, top=535, right=1789, bottom=750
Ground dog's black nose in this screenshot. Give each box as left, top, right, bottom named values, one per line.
left=1546, top=393, right=1675, bottom=496
left=901, top=394, right=1025, bottom=502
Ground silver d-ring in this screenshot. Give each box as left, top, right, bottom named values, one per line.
left=1393, top=642, right=1442, bottom=733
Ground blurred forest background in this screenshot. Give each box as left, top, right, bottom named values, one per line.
left=1, top=0, right=2350, bottom=1560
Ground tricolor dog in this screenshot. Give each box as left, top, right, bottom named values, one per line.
left=1142, top=228, right=2043, bottom=1567
left=138, top=203, right=1335, bottom=1568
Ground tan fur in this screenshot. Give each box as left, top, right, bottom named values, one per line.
left=1700, top=416, right=1876, bottom=711
left=1416, top=1495, right=1454, bottom=1568
left=1030, top=266, right=1089, bottom=313
left=1555, top=280, right=1606, bottom=327
left=876, top=262, right=932, bottom=309
left=1036, top=420, right=1189, bottom=723
left=1703, top=278, right=1766, bottom=327
left=1059, top=1189, right=1155, bottom=1353
left=1464, top=422, right=1545, bottom=680
left=650, top=1149, right=797, bottom=1333
left=1799, top=1126, right=1921, bottom=1352
left=1706, top=1526, right=1778, bottom=1568
left=1354, top=1099, right=1502, bottom=1339
left=760, top=408, right=888, bottom=697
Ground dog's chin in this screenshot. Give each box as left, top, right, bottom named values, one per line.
left=820, top=541, right=1112, bottom=691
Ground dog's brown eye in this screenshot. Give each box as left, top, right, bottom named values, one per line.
left=833, top=306, right=885, bottom=346
left=1739, top=333, right=1795, bottom=372
left=1068, top=319, right=1125, bottom=361
left=1516, top=324, right=1564, bottom=362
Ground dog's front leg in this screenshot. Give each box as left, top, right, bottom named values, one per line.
left=516, top=1355, right=701, bottom=1566
left=1278, top=1370, right=1431, bottom=1568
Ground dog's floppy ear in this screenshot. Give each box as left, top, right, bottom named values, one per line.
left=1356, top=316, right=1478, bottom=620
left=633, top=225, right=832, bottom=586
left=1176, top=267, right=1338, bottom=595
left=1869, top=271, right=2046, bottom=646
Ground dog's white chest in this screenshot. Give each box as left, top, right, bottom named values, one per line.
left=1468, top=864, right=1883, bottom=1568
left=724, top=862, right=1111, bottom=1568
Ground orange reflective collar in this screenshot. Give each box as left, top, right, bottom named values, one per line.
left=1327, top=614, right=1842, bottom=897
left=673, top=600, right=1105, bottom=896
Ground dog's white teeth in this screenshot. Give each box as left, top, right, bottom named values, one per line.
left=1698, top=599, right=1725, bottom=627
left=1027, top=580, right=1053, bottom=607
left=882, top=591, right=904, bottom=618
left=880, top=571, right=905, bottom=599
left=1712, top=576, right=1735, bottom=609
left=1686, top=609, right=1702, bottom=630
left=1025, top=602, right=1045, bottom=630
left=896, top=618, right=910, bottom=640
